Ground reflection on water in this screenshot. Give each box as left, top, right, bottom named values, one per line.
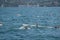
left=0, top=7, right=60, bottom=40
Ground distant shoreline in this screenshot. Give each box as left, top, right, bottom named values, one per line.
left=0, top=0, right=60, bottom=7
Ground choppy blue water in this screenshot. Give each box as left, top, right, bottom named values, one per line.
left=0, top=7, right=60, bottom=40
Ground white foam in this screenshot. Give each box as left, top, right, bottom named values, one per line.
left=0, top=24, right=3, bottom=26
left=22, top=24, right=29, bottom=26
left=38, top=25, right=46, bottom=27
left=18, top=24, right=30, bottom=30
left=26, top=27, right=31, bottom=29
left=15, top=24, right=55, bottom=30
left=16, top=14, right=22, bottom=17
left=18, top=26, right=31, bottom=30
left=47, top=27, right=53, bottom=29
left=37, top=16, right=40, bottom=18
left=33, top=25, right=46, bottom=28
left=18, top=26, right=25, bottom=29
left=30, top=25, right=36, bottom=27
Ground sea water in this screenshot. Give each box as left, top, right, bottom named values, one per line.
left=0, top=7, right=60, bottom=40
